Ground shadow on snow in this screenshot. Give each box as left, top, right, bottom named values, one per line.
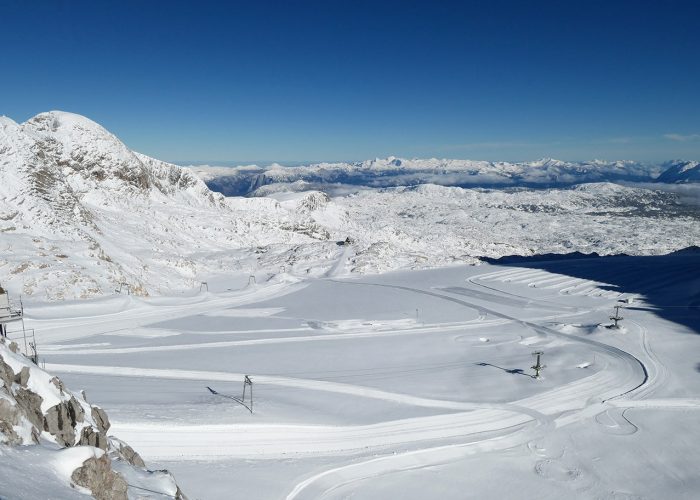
left=481, top=247, right=700, bottom=335
left=475, top=362, right=534, bottom=378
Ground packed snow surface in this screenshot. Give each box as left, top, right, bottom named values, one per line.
left=21, top=250, right=700, bottom=500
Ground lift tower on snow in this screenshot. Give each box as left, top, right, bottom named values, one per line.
left=531, top=351, right=545, bottom=379
left=610, top=305, right=624, bottom=329
left=0, top=284, right=36, bottom=363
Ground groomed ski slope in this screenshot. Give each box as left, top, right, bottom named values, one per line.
left=31, top=252, right=700, bottom=500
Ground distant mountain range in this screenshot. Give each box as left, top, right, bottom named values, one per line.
left=190, top=157, right=699, bottom=197
left=1, top=111, right=697, bottom=300
left=656, top=160, right=700, bottom=183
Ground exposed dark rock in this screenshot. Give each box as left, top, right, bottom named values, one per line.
left=43, top=396, right=85, bottom=446
left=68, top=396, right=85, bottom=424
left=91, top=406, right=110, bottom=433
left=50, top=376, right=66, bottom=394
left=44, top=402, right=75, bottom=446
left=0, top=345, right=187, bottom=498
left=0, top=357, right=14, bottom=388
left=14, top=387, right=43, bottom=431
left=71, top=454, right=128, bottom=500
left=14, top=366, right=30, bottom=387
left=109, top=438, right=146, bottom=468
left=0, top=398, right=22, bottom=445
left=79, top=426, right=108, bottom=451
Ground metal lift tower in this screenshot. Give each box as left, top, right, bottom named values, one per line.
left=0, top=284, right=36, bottom=363
left=610, top=305, right=624, bottom=329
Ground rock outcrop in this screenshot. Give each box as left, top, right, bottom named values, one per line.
left=71, top=454, right=129, bottom=500
left=91, top=406, right=110, bottom=433
left=0, top=398, right=25, bottom=445
left=0, top=341, right=186, bottom=499
left=108, top=437, right=146, bottom=468
left=14, top=387, right=43, bottom=430
left=43, top=395, right=85, bottom=446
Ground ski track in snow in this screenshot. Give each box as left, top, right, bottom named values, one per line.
left=40, top=319, right=508, bottom=355
left=26, top=279, right=306, bottom=343
left=36, top=268, right=699, bottom=499
left=45, top=277, right=670, bottom=466
left=277, top=277, right=684, bottom=500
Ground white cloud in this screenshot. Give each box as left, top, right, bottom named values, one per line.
left=663, top=133, right=700, bottom=142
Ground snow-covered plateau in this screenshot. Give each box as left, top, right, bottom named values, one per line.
left=0, top=111, right=698, bottom=300
left=0, top=111, right=699, bottom=500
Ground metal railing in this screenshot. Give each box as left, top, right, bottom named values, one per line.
left=4, top=327, right=38, bottom=364
left=0, top=297, right=24, bottom=321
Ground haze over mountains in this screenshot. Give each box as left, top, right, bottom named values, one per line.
left=191, top=157, right=699, bottom=197
left=0, top=111, right=698, bottom=300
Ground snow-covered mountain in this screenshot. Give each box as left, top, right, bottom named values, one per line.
left=0, top=111, right=337, bottom=299
left=0, top=111, right=221, bottom=233
left=1, top=111, right=698, bottom=300
left=656, top=160, right=700, bottom=183
left=191, top=156, right=666, bottom=197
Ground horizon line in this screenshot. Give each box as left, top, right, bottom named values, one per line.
left=170, top=157, right=693, bottom=167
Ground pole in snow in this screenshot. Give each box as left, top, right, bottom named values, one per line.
left=531, top=351, right=545, bottom=379
left=242, top=375, right=253, bottom=413
left=610, top=305, right=624, bottom=329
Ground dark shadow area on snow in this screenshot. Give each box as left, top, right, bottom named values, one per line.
left=480, top=247, right=700, bottom=335
left=475, top=362, right=534, bottom=378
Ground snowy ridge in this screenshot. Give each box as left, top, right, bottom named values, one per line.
left=0, top=112, right=337, bottom=299
left=656, top=160, right=700, bottom=183
left=192, top=156, right=669, bottom=196
left=1, top=111, right=698, bottom=300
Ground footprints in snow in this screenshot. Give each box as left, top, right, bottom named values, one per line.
left=534, top=459, right=582, bottom=482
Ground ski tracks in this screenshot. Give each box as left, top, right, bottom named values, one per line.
left=285, top=278, right=649, bottom=500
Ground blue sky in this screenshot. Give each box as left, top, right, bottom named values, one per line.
left=2, top=0, right=699, bottom=163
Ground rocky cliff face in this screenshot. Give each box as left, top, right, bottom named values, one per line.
left=0, top=340, right=185, bottom=499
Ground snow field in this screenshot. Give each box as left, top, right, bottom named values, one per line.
left=25, top=254, right=700, bottom=499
